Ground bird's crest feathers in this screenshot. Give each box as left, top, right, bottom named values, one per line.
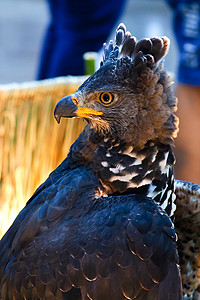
left=102, top=23, right=170, bottom=69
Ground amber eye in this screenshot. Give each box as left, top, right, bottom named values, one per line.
left=99, top=92, right=115, bottom=106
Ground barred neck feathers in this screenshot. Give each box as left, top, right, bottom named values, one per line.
left=93, top=139, right=176, bottom=217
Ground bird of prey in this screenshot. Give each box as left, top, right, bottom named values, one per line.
left=0, top=23, right=200, bottom=300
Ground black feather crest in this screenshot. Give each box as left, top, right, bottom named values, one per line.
left=102, top=23, right=170, bottom=69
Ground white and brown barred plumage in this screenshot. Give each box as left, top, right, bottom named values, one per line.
left=0, top=23, right=200, bottom=299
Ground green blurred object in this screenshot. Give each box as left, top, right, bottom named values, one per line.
left=83, top=52, right=98, bottom=75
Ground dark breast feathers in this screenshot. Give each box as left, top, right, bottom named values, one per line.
left=1, top=23, right=200, bottom=300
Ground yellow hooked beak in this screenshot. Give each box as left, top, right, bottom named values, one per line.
left=54, top=95, right=103, bottom=124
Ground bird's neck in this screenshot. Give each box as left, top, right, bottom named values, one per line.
left=71, top=128, right=176, bottom=217
left=92, top=138, right=176, bottom=217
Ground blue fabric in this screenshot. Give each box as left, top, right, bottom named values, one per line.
left=37, top=0, right=126, bottom=79
left=166, top=0, right=200, bottom=85
left=38, top=0, right=200, bottom=85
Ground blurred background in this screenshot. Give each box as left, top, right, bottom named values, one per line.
left=1, top=0, right=200, bottom=237
left=0, top=0, right=177, bottom=84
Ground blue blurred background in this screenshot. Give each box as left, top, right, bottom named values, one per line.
left=0, top=0, right=177, bottom=84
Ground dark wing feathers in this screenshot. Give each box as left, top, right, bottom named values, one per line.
left=0, top=171, right=181, bottom=300
left=0, top=156, right=71, bottom=272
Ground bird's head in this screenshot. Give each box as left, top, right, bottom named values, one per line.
left=54, top=23, right=179, bottom=149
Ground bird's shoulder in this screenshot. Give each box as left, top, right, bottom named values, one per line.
left=0, top=149, right=99, bottom=269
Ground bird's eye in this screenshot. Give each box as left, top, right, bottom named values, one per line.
left=99, top=92, right=115, bottom=106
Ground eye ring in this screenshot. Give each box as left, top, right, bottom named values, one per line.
left=99, top=92, right=115, bottom=106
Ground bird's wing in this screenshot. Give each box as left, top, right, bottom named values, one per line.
left=0, top=154, right=98, bottom=276
left=0, top=156, right=68, bottom=269
left=175, top=179, right=200, bottom=296
left=1, top=192, right=181, bottom=300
